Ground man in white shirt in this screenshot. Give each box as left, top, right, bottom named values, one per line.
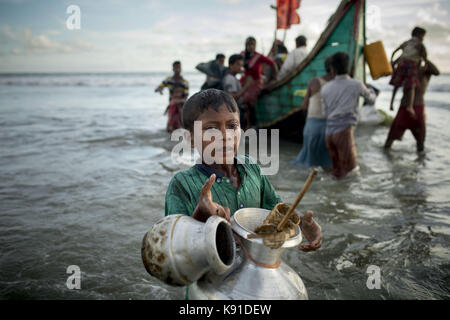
left=277, top=35, right=308, bottom=80
left=321, top=52, right=377, bottom=179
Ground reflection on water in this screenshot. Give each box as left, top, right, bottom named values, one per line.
left=0, top=74, right=449, bottom=299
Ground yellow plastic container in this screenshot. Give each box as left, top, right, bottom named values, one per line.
left=363, top=41, right=392, bottom=80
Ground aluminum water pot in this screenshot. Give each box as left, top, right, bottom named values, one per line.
left=189, top=208, right=308, bottom=300
left=141, top=214, right=236, bottom=286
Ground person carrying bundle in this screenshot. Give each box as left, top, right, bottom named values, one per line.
left=389, top=27, right=427, bottom=116
left=384, top=60, right=439, bottom=153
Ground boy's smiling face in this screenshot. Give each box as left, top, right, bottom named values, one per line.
left=191, top=104, right=241, bottom=165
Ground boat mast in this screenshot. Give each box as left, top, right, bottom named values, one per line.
left=363, top=0, right=366, bottom=84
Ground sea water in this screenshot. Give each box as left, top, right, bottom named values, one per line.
left=0, top=72, right=449, bottom=299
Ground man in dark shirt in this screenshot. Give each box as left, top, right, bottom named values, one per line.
left=196, top=54, right=227, bottom=90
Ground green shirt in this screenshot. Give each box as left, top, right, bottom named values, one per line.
left=165, top=155, right=282, bottom=216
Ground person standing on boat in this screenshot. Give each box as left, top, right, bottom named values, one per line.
left=222, top=54, right=252, bottom=130
left=241, top=36, right=278, bottom=126
left=321, top=52, right=377, bottom=179
left=291, top=57, right=333, bottom=170
left=155, top=61, right=189, bottom=101
left=268, top=39, right=289, bottom=71
left=277, top=35, right=309, bottom=80
left=384, top=60, right=439, bottom=153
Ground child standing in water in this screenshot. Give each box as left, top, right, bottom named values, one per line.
left=165, top=89, right=321, bottom=247
left=164, top=85, right=186, bottom=133
left=164, top=89, right=322, bottom=299
left=389, top=27, right=427, bottom=116
left=155, top=60, right=189, bottom=101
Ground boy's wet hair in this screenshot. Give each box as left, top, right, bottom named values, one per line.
left=182, top=89, right=239, bottom=132
left=330, top=51, right=349, bottom=75
left=229, top=54, right=243, bottom=66
left=412, top=27, right=426, bottom=37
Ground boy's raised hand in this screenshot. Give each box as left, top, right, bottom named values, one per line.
left=193, top=174, right=231, bottom=223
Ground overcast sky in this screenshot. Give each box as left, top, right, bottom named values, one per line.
left=0, top=0, right=449, bottom=73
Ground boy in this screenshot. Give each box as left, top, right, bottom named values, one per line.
left=155, top=61, right=189, bottom=101
left=321, top=52, right=377, bottom=179
left=389, top=27, right=427, bottom=116
left=222, top=54, right=252, bottom=129
left=384, top=60, right=439, bottom=152
left=164, top=85, right=186, bottom=133
left=165, top=89, right=322, bottom=252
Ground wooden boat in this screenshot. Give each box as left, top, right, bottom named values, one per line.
left=255, top=0, right=366, bottom=143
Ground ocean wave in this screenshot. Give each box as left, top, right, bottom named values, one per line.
left=0, top=78, right=151, bottom=87
left=1, top=73, right=448, bottom=92
left=0, top=73, right=203, bottom=88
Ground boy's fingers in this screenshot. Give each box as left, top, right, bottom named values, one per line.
left=299, top=244, right=312, bottom=252
left=224, top=207, right=231, bottom=221
left=201, top=174, right=216, bottom=196
left=216, top=206, right=230, bottom=222
left=299, top=238, right=322, bottom=252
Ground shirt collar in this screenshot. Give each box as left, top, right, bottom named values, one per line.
left=194, top=157, right=247, bottom=179
left=335, top=74, right=350, bottom=80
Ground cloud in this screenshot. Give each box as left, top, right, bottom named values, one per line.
left=1, top=0, right=449, bottom=72
left=24, top=27, right=72, bottom=53
left=1, top=25, right=18, bottom=40
left=10, top=48, right=22, bottom=54
left=0, top=27, right=96, bottom=55
left=105, top=0, right=450, bottom=72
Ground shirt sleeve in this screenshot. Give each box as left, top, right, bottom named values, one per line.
left=164, top=174, right=195, bottom=216
left=260, top=174, right=282, bottom=210
left=359, top=82, right=377, bottom=105
left=222, top=76, right=234, bottom=93
left=277, top=52, right=294, bottom=80
left=184, top=80, right=189, bottom=96
left=195, top=62, right=210, bottom=74
left=242, top=155, right=282, bottom=210
left=259, top=54, right=276, bottom=67
left=159, top=76, right=170, bottom=88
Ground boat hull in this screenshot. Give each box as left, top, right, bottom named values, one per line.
left=255, top=0, right=366, bottom=142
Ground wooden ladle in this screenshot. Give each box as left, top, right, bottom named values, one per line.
left=247, top=169, right=318, bottom=239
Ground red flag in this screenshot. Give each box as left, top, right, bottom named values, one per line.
left=276, top=0, right=301, bottom=29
